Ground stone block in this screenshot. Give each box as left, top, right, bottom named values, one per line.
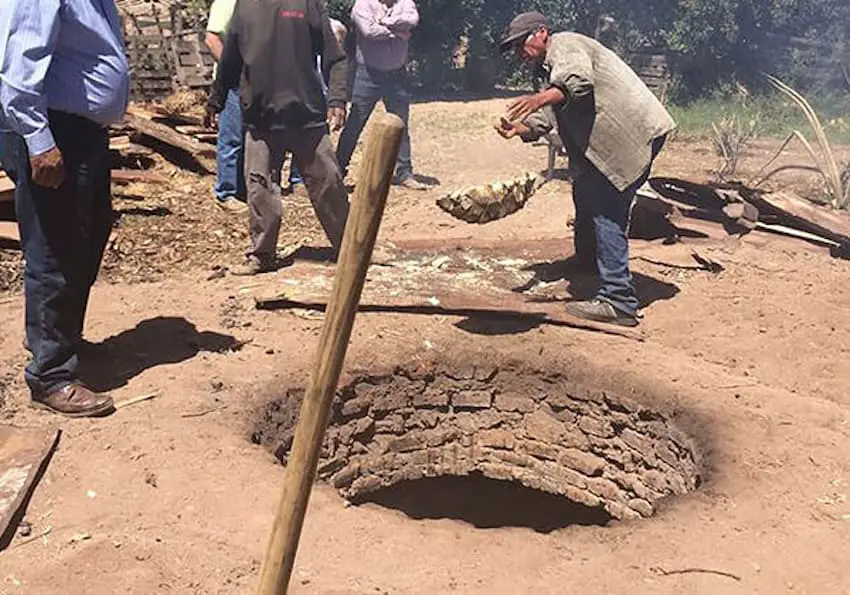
left=562, top=484, right=601, bottom=508
left=519, top=439, right=560, bottom=461
left=641, top=469, right=670, bottom=493
left=494, top=393, right=535, bottom=413
left=621, top=428, right=652, bottom=455
left=351, top=417, right=375, bottom=441
left=485, top=448, right=533, bottom=468
left=414, top=387, right=450, bottom=407
left=341, top=396, right=371, bottom=417
left=579, top=415, right=615, bottom=438
left=425, top=427, right=459, bottom=447
left=349, top=474, right=383, bottom=494
left=406, top=409, right=441, bottom=429
left=559, top=448, right=606, bottom=476
left=372, top=390, right=410, bottom=414
left=587, top=476, right=627, bottom=502
left=453, top=410, right=511, bottom=432
left=478, top=462, right=516, bottom=481
left=375, top=414, right=405, bottom=435
left=604, top=500, right=640, bottom=520
left=477, top=429, right=515, bottom=450
left=628, top=498, right=654, bottom=517
left=452, top=389, right=493, bottom=409
left=524, top=409, right=564, bottom=443
left=331, top=462, right=360, bottom=488
left=388, top=432, right=425, bottom=453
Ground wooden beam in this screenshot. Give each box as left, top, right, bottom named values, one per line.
left=123, top=108, right=215, bottom=159
left=256, top=114, right=405, bottom=595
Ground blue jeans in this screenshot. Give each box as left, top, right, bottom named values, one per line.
left=3, top=112, right=112, bottom=397
left=572, top=138, right=665, bottom=316
left=336, top=64, right=413, bottom=181
left=215, top=87, right=246, bottom=201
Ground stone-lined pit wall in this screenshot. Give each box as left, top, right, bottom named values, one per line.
left=253, top=363, right=703, bottom=521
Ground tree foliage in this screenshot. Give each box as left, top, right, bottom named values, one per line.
left=252, top=0, right=850, bottom=97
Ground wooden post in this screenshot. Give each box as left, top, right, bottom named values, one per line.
left=256, top=113, right=405, bottom=595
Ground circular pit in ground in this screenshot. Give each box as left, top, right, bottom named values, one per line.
left=252, top=361, right=704, bottom=525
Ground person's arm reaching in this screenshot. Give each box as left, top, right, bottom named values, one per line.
left=351, top=0, right=396, bottom=40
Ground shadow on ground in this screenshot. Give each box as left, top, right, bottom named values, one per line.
left=80, top=316, right=240, bottom=392
left=515, top=258, right=680, bottom=309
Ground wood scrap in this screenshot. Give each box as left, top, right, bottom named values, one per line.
left=0, top=222, right=20, bottom=245
left=0, top=170, right=14, bottom=202
left=0, top=426, right=61, bottom=551
left=123, top=108, right=215, bottom=170
left=109, top=135, right=132, bottom=151
left=111, top=169, right=169, bottom=185
left=735, top=187, right=850, bottom=247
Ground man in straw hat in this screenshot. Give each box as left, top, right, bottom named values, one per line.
left=495, top=12, right=676, bottom=327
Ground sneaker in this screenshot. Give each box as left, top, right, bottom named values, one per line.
left=216, top=197, right=248, bottom=213
left=230, top=255, right=277, bottom=276
left=563, top=299, right=639, bottom=327
left=395, top=175, right=430, bottom=191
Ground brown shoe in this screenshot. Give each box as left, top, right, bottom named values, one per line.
left=32, top=384, right=115, bottom=418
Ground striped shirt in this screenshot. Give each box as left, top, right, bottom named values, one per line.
left=351, top=0, right=418, bottom=72
left=0, top=0, right=130, bottom=156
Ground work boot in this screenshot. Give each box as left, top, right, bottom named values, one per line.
left=32, top=383, right=115, bottom=418
left=229, top=255, right=277, bottom=276
left=564, top=299, right=639, bottom=327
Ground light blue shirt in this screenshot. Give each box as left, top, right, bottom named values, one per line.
left=0, top=0, right=130, bottom=156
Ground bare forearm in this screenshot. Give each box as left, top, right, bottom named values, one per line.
left=205, top=32, right=224, bottom=62
left=538, top=86, right=566, bottom=107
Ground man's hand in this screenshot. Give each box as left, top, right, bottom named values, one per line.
left=506, top=93, right=547, bottom=124
left=203, top=105, right=219, bottom=131
left=30, top=147, right=65, bottom=189
left=327, top=107, right=346, bottom=132
left=494, top=117, right=529, bottom=140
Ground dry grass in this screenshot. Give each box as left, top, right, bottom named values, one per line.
left=712, top=113, right=760, bottom=179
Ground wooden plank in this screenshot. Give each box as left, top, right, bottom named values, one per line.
left=0, top=222, right=20, bottom=243
left=0, top=426, right=61, bottom=550
left=741, top=188, right=850, bottom=246
left=123, top=108, right=215, bottom=158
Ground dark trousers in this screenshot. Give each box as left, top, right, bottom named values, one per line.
left=2, top=112, right=112, bottom=397
left=572, top=137, right=665, bottom=316
left=336, top=63, right=413, bottom=181
left=244, top=125, right=350, bottom=258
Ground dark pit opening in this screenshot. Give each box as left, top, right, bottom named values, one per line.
left=354, top=472, right=613, bottom=532
left=253, top=361, right=705, bottom=523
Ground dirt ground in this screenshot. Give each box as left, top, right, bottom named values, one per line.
left=1, top=98, right=850, bottom=594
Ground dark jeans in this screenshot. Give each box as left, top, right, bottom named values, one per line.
left=215, top=87, right=246, bottom=201
left=572, top=137, right=665, bottom=316
left=3, top=112, right=112, bottom=397
left=336, top=63, right=413, bottom=181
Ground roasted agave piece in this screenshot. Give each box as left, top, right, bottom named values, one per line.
left=436, top=172, right=543, bottom=224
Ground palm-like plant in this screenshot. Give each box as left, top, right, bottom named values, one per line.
left=749, top=75, right=847, bottom=208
